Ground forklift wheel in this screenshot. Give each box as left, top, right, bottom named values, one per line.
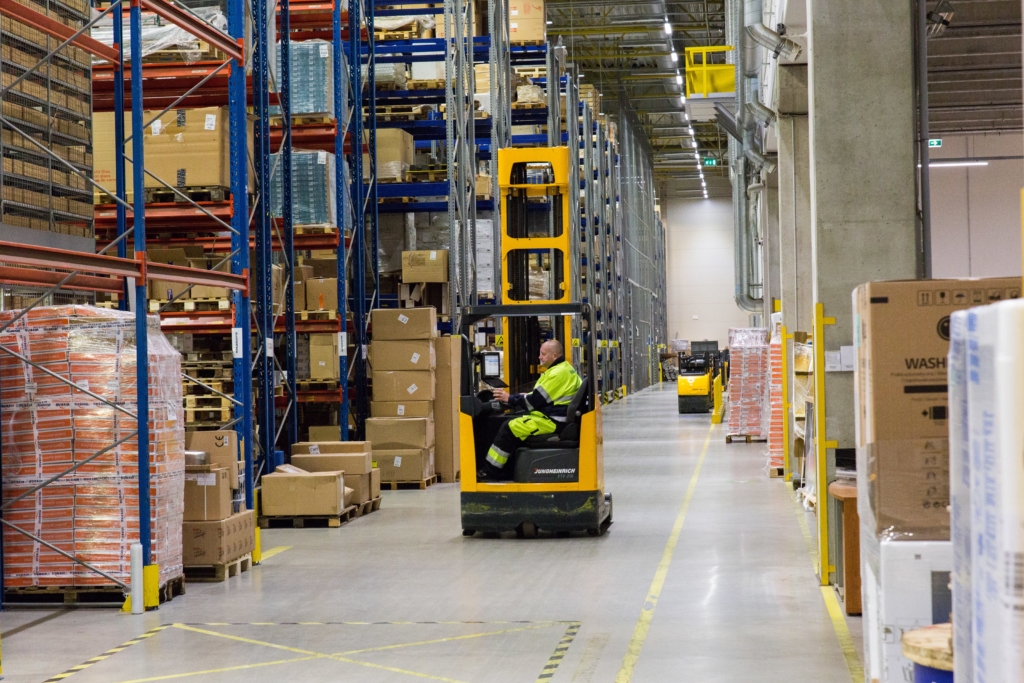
left=462, top=528, right=476, bottom=537
left=516, top=522, right=538, bottom=539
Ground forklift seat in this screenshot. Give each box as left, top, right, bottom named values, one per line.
left=521, top=376, right=589, bottom=448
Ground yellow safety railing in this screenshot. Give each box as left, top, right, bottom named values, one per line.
left=711, top=373, right=724, bottom=424
left=813, top=303, right=837, bottom=586
left=684, top=46, right=736, bottom=98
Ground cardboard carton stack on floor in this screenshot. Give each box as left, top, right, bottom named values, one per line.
left=767, top=329, right=784, bottom=468
left=367, top=308, right=437, bottom=484
left=852, top=276, right=1020, bottom=683
left=182, top=430, right=255, bottom=568
left=266, top=441, right=380, bottom=514
left=399, top=249, right=449, bottom=316
left=726, top=327, right=769, bottom=440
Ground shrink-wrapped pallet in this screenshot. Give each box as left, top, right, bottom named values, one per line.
left=0, top=306, right=185, bottom=589
left=767, top=330, right=783, bottom=466
left=726, top=327, right=769, bottom=439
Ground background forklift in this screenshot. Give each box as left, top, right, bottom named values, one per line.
left=456, top=147, right=612, bottom=538
left=677, top=340, right=722, bottom=413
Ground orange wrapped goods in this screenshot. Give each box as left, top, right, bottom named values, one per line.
left=0, top=305, right=185, bottom=589
left=726, top=327, right=769, bottom=440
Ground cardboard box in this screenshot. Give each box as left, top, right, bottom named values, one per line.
left=186, top=430, right=242, bottom=490
left=310, top=333, right=339, bottom=380
left=399, top=282, right=450, bottom=315
left=295, top=264, right=314, bottom=283
left=294, top=282, right=305, bottom=311
left=184, top=466, right=232, bottom=521
left=854, top=276, right=1021, bottom=540
left=292, top=440, right=372, bottom=454
left=181, top=510, right=255, bottom=566
left=371, top=307, right=437, bottom=340
left=372, top=370, right=435, bottom=402
left=370, top=340, right=436, bottom=371
left=306, top=277, right=338, bottom=311
left=94, top=108, right=254, bottom=192
left=402, top=250, right=449, bottom=283
left=306, top=258, right=338, bottom=278
left=347, top=468, right=381, bottom=503
left=363, top=128, right=414, bottom=179
left=308, top=425, right=341, bottom=441
left=292, top=452, right=372, bottom=475
left=374, top=448, right=434, bottom=482
left=434, top=335, right=462, bottom=483
left=261, top=469, right=345, bottom=516
left=370, top=401, right=434, bottom=418
left=366, top=417, right=435, bottom=449
left=508, top=0, right=544, bottom=41
left=188, top=256, right=231, bottom=299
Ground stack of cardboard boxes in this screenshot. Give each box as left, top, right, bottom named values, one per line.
left=182, top=431, right=255, bottom=569
left=366, top=307, right=462, bottom=483
left=261, top=441, right=380, bottom=518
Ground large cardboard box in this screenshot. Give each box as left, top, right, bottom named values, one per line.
left=509, top=0, right=544, bottom=41
left=366, top=417, right=435, bottom=449
left=363, top=128, right=414, bottom=179
left=346, top=468, right=381, bottom=503
left=854, top=277, right=1021, bottom=540
left=184, top=466, right=233, bottom=521
left=371, top=307, right=437, bottom=340
left=374, top=448, right=434, bottom=482
left=370, top=340, right=436, bottom=371
left=371, top=401, right=434, bottom=418
left=308, top=425, right=341, bottom=441
left=292, top=440, right=372, bottom=454
left=372, top=370, right=435, bottom=401
left=434, top=336, right=462, bottom=483
left=94, top=108, right=253, bottom=192
left=306, top=277, right=338, bottom=311
left=310, top=333, right=339, bottom=380
left=181, top=510, right=256, bottom=566
left=291, top=452, right=372, bottom=475
left=186, top=430, right=241, bottom=490
left=261, top=469, right=345, bottom=516
left=402, top=250, right=449, bottom=283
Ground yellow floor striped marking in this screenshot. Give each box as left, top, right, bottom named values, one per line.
left=259, top=545, right=291, bottom=561
left=111, top=656, right=320, bottom=683
left=337, top=623, right=553, bottom=655
left=614, top=422, right=714, bottom=683
left=535, top=621, right=580, bottom=682
left=790, top=486, right=864, bottom=683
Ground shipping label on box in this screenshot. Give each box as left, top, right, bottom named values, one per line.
left=371, top=307, right=437, bottom=340
left=184, top=467, right=232, bottom=521
left=370, top=340, right=436, bottom=371
left=366, top=417, right=435, bottom=449
left=186, top=431, right=241, bottom=490
left=402, top=250, right=449, bottom=283
left=374, top=448, right=433, bottom=482
left=372, top=370, right=436, bottom=401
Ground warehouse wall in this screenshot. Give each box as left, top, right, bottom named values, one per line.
left=664, top=198, right=752, bottom=348
left=930, top=132, right=1023, bottom=278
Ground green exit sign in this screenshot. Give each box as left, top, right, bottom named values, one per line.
left=928, top=139, right=942, bottom=148
left=702, top=157, right=717, bottom=166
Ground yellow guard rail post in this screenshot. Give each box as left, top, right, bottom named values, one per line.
left=813, top=303, right=837, bottom=586
left=711, top=373, right=724, bottom=424
left=781, top=325, right=794, bottom=481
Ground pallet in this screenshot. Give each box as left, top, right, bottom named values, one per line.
left=184, top=395, right=233, bottom=409
left=435, top=470, right=461, bottom=483
left=374, top=29, right=416, bottom=41
left=378, top=174, right=412, bottom=183
left=295, top=224, right=337, bottom=235
left=725, top=434, right=768, bottom=444
left=375, top=111, right=432, bottom=123
left=181, top=365, right=233, bottom=380
left=185, top=407, right=232, bottom=424
left=185, top=350, right=234, bottom=363
left=3, top=574, right=184, bottom=606
left=511, top=101, right=545, bottom=110
left=510, top=40, right=546, bottom=46
left=406, top=78, right=446, bottom=90
left=353, top=496, right=382, bottom=517
left=258, top=505, right=357, bottom=529
left=407, top=167, right=448, bottom=182
left=768, top=466, right=784, bottom=478
left=269, top=114, right=333, bottom=126
left=143, top=185, right=231, bottom=204
left=150, top=298, right=231, bottom=313
left=183, top=554, right=252, bottom=582
left=296, top=379, right=339, bottom=390
left=381, top=474, right=437, bottom=490
left=298, top=309, right=338, bottom=321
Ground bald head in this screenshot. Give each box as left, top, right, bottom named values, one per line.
left=539, top=339, right=563, bottom=368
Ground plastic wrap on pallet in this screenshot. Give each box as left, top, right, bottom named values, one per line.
left=270, top=150, right=337, bottom=227
left=0, top=306, right=184, bottom=589
left=726, top=327, right=769, bottom=439
left=767, top=330, right=783, bottom=466
left=948, top=310, right=972, bottom=683
left=361, top=63, right=407, bottom=89
left=376, top=161, right=411, bottom=181
left=372, top=15, right=435, bottom=31
left=271, top=40, right=343, bottom=118
left=91, top=8, right=227, bottom=63
left=516, top=84, right=545, bottom=104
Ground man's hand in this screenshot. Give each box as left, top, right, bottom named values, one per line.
left=493, top=388, right=510, bottom=402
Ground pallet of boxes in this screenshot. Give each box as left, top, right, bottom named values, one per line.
left=181, top=430, right=256, bottom=581
left=260, top=441, right=381, bottom=528
left=368, top=304, right=462, bottom=487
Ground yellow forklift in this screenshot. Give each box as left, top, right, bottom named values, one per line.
left=457, top=147, right=612, bottom=538
left=676, top=341, right=721, bottom=414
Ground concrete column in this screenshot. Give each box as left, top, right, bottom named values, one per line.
left=776, top=65, right=813, bottom=336
left=807, top=0, right=918, bottom=450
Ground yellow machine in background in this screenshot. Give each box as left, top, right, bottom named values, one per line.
left=676, top=341, right=721, bottom=414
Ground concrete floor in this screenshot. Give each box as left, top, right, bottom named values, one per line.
left=1, top=384, right=860, bottom=682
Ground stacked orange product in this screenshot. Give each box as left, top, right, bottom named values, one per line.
left=767, top=332, right=784, bottom=466
left=0, top=306, right=185, bottom=589
left=726, top=328, right=770, bottom=440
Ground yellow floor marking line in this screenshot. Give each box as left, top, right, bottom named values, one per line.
left=337, top=623, right=555, bottom=655
left=110, top=656, right=320, bottom=683
left=614, top=423, right=714, bottom=683
left=789, top=485, right=864, bottom=683
left=536, top=621, right=580, bottom=682
left=259, top=545, right=291, bottom=561
left=173, top=623, right=473, bottom=683
left=42, top=626, right=171, bottom=682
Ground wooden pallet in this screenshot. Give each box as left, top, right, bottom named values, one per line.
left=374, top=29, right=416, bottom=41
left=3, top=574, right=184, bottom=606
left=258, top=505, right=357, bottom=529
left=184, top=395, right=233, bottom=409
left=185, top=407, right=232, bottom=424
left=435, top=471, right=461, bottom=483
left=378, top=174, right=412, bottom=183
left=143, top=185, right=231, bottom=204
left=768, top=466, right=784, bottom=478
left=150, top=298, right=231, bottom=313
left=185, top=350, right=234, bottom=363
left=269, top=114, right=334, bottom=126
left=725, top=434, right=768, bottom=444
left=510, top=40, right=545, bottom=46
left=381, top=474, right=437, bottom=490
left=181, top=365, right=233, bottom=380
left=298, top=309, right=338, bottom=321
left=296, top=379, right=340, bottom=390
left=407, top=167, right=448, bottom=182
left=511, top=101, right=545, bottom=110
left=184, top=379, right=231, bottom=395
left=183, top=554, right=252, bottom=582
left=406, top=78, right=446, bottom=90
left=353, top=496, right=383, bottom=517
left=295, top=224, right=337, bottom=235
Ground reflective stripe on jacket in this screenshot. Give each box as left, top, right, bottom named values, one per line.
left=509, top=357, right=582, bottom=422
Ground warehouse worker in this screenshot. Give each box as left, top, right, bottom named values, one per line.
left=482, top=339, right=582, bottom=480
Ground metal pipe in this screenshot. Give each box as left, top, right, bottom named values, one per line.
left=744, top=0, right=801, bottom=61
left=917, top=0, right=932, bottom=278
left=731, top=0, right=761, bottom=312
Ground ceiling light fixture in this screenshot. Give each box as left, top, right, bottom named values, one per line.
left=675, top=73, right=683, bottom=85
left=691, top=140, right=697, bottom=148
left=670, top=50, right=678, bottom=62
left=546, top=19, right=552, bottom=24
left=664, top=21, right=672, bottom=35
left=687, top=127, right=694, bottom=135
left=928, top=161, right=989, bottom=168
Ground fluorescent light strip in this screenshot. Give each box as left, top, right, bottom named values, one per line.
left=928, top=161, right=989, bottom=168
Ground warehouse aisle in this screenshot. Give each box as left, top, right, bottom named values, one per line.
left=3, top=384, right=859, bottom=683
